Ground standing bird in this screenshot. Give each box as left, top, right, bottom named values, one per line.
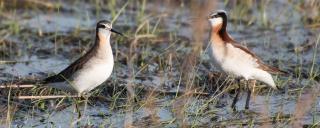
left=43, top=20, right=123, bottom=96
left=207, top=10, right=285, bottom=110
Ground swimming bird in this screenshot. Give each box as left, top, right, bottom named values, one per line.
left=207, top=10, right=285, bottom=110
left=43, top=20, right=123, bottom=96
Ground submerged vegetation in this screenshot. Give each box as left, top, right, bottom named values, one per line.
left=0, top=0, right=319, bottom=127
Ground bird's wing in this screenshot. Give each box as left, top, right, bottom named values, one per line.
left=43, top=46, right=98, bottom=83
left=257, top=62, right=287, bottom=74
left=229, top=42, right=286, bottom=75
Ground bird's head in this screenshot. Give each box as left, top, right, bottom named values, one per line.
left=207, top=10, right=228, bottom=31
left=96, top=20, right=123, bottom=36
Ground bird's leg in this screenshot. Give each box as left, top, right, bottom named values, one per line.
left=83, top=93, right=89, bottom=119
left=75, top=92, right=88, bottom=119
left=245, top=80, right=252, bottom=110
left=75, top=97, right=82, bottom=119
left=231, top=79, right=241, bottom=111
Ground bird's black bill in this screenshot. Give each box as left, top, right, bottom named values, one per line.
left=111, top=29, right=124, bottom=36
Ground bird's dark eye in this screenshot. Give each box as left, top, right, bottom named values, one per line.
left=210, top=15, right=217, bottom=19
left=98, top=24, right=106, bottom=29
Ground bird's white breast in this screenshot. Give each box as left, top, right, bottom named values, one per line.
left=72, top=44, right=114, bottom=94
left=209, top=42, right=258, bottom=79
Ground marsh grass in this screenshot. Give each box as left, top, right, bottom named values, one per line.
left=0, top=0, right=320, bottom=127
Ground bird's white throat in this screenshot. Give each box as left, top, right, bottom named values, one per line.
left=98, top=28, right=111, bottom=39
left=209, top=17, right=223, bottom=27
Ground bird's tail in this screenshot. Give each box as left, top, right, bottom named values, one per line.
left=252, top=69, right=277, bottom=89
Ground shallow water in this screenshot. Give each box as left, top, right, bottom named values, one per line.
left=1, top=0, right=320, bottom=127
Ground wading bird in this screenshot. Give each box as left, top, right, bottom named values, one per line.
left=207, top=10, right=285, bottom=110
left=43, top=20, right=123, bottom=96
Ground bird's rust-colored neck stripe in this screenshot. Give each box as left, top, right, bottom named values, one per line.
left=219, top=29, right=234, bottom=43
left=210, top=25, right=235, bottom=44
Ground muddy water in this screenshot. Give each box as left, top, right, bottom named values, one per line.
left=1, top=0, right=320, bottom=127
